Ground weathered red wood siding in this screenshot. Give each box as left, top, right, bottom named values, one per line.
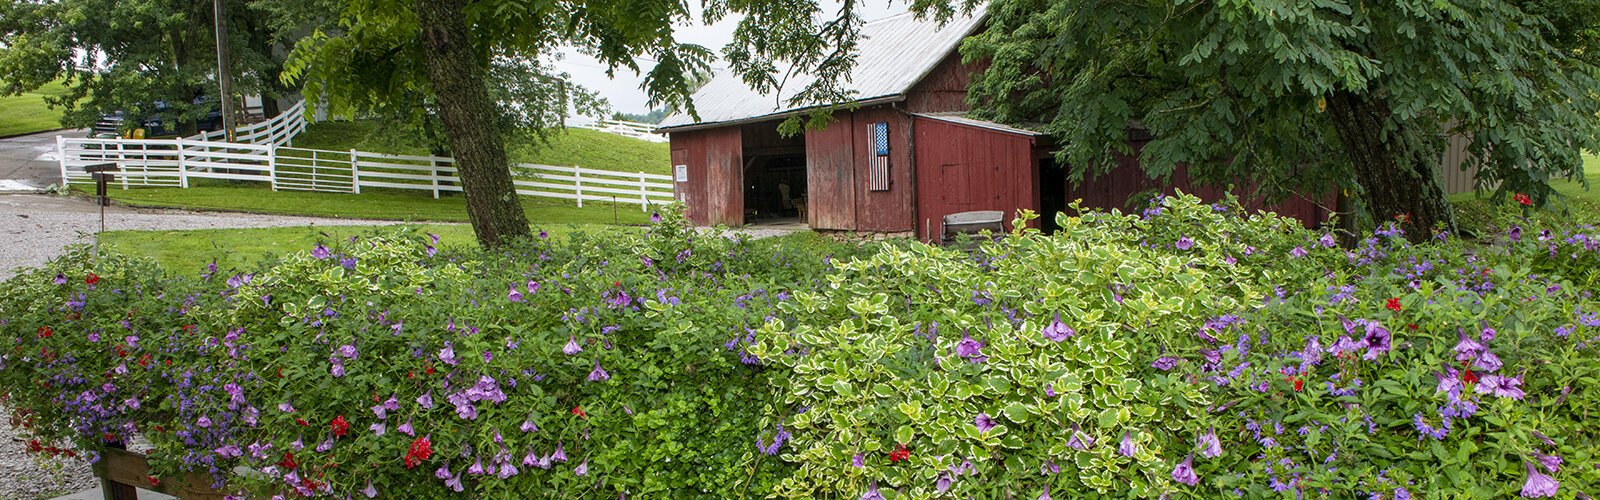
left=804, top=113, right=858, bottom=230
left=851, top=108, right=916, bottom=232
left=904, top=54, right=989, bottom=113
left=667, top=127, right=744, bottom=226
left=1064, top=139, right=1332, bottom=227
left=912, top=116, right=1039, bottom=241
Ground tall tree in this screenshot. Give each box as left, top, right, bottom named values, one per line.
left=958, top=0, right=1600, bottom=240
left=0, top=0, right=309, bottom=133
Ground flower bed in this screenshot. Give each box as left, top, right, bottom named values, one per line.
left=2, top=198, right=1597, bottom=498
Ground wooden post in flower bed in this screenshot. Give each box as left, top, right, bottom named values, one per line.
left=93, top=445, right=226, bottom=500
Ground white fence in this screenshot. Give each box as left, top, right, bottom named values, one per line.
left=57, top=139, right=675, bottom=210
left=575, top=119, right=668, bottom=143
left=188, top=100, right=308, bottom=147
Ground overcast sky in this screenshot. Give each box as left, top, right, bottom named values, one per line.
left=555, top=1, right=910, bottom=121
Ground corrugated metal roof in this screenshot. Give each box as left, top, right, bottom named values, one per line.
left=912, top=112, right=1045, bottom=136
left=658, top=11, right=987, bottom=131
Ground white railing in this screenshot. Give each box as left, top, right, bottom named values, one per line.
left=576, top=119, right=668, bottom=143
left=57, top=138, right=674, bottom=210
left=187, top=100, right=308, bottom=148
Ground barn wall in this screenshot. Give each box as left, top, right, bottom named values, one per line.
left=904, top=54, right=989, bottom=113
left=667, top=127, right=744, bottom=226
left=1065, top=139, right=1332, bottom=227
left=852, top=107, right=917, bottom=232
left=805, top=113, right=859, bottom=230
left=913, top=116, right=1039, bottom=241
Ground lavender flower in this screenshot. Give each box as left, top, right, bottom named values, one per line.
left=362, top=480, right=377, bottom=498
left=341, top=256, right=357, bottom=270
left=1522, top=461, right=1559, bottom=497
left=508, top=284, right=524, bottom=303
left=1412, top=413, right=1450, bottom=440
left=574, top=460, right=589, bottom=476
left=955, top=333, right=985, bottom=362
left=1172, top=454, right=1198, bottom=486
left=1119, top=431, right=1137, bottom=457
left=588, top=361, right=610, bottom=382
left=52, top=274, right=66, bottom=285
left=975, top=413, right=997, bottom=433
left=1533, top=451, right=1562, bottom=473
left=417, top=392, right=434, bottom=409
left=860, top=482, right=886, bottom=500
left=1151, top=357, right=1179, bottom=371
left=552, top=442, right=567, bottom=462
left=520, top=420, right=538, bottom=433
left=1066, top=429, right=1093, bottom=450
left=1198, top=428, right=1222, bottom=458
left=1176, top=237, right=1195, bottom=251
left=1476, top=374, right=1526, bottom=400
left=563, top=336, right=583, bottom=355
left=438, top=345, right=458, bottom=366
left=852, top=453, right=865, bottom=468
left=1042, top=314, right=1075, bottom=342
left=312, top=245, right=330, bottom=259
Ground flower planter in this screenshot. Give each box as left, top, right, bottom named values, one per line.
left=91, top=446, right=226, bottom=500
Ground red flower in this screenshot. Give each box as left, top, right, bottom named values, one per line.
left=85, top=274, right=100, bottom=286
left=330, top=415, right=349, bottom=437
left=1293, top=378, right=1304, bottom=392
left=404, top=436, right=432, bottom=468
left=1515, top=193, right=1533, bottom=206
left=1461, top=369, right=1479, bottom=385
left=25, top=439, right=41, bottom=453
left=147, top=476, right=158, bottom=487
left=1394, top=213, right=1411, bottom=223
left=1385, top=298, right=1401, bottom=312
left=888, top=444, right=910, bottom=463
left=294, top=418, right=308, bottom=427
left=36, top=326, right=52, bottom=339
left=571, top=406, right=587, bottom=418
left=279, top=452, right=298, bottom=470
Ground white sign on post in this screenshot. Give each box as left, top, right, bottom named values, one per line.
left=674, top=165, right=688, bottom=182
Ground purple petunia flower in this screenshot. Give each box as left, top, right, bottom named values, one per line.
left=1290, top=246, right=1308, bottom=258
left=574, top=460, right=589, bottom=476
left=468, top=459, right=485, bottom=475
left=339, top=344, right=357, bottom=359
left=1151, top=356, right=1179, bottom=371
left=1172, top=454, right=1198, bottom=486
left=1119, top=431, right=1137, bottom=457
left=975, top=413, right=997, bottom=433
left=551, top=442, right=567, bottom=462
left=1198, top=428, right=1222, bottom=458
left=53, top=273, right=67, bottom=285
left=1477, top=374, right=1526, bottom=400
left=1042, top=314, right=1075, bottom=342
left=341, top=256, right=357, bottom=270
left=417, top=392, right=434, bottom=409
left=438, top=344, right=458, bottom=366
left=1176, top=237, right=1194, bottom=251
left=1362, top=322, right=1392, bottom=360
left=1067, top=429, right=1094, bottom=451
left=508, top=284, right=524, bottom=303
left=1522, top=461, right=1559, bottom=497
left=521, top=420, right=538, bottom=433
left=563, top=336, right=583, bottom=355
left=955, top=333, right=985, bottom=362
left=588, top=361, right=610, bottom=382
left=312, top=245, right=330, bottom=259
left=852, top=453, right=865, bottom=468
left=651, top=212, right=662, bottom=223
left=860, top=482, right=886, bottom=500
left=935, top=473, right=953, bottom=494
left=1040, top=461, right=1059, bottom=475
left=362, top=480, right=377, bottom=498
left=1533, top=451, right=1562, bottom=473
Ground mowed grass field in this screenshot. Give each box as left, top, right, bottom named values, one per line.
left=0, top=81, right=70, bottom=137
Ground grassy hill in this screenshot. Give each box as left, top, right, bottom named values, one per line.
left=0, top=81, right=70, bottom=137
left=287, top=121, right=671, bottom=176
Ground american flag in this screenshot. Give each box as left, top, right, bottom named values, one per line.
left=868, top=122, right=890, bottom=191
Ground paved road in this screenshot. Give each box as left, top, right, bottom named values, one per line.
left=0, top=129, right=86, bottom=192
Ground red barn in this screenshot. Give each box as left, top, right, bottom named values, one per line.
left=657, top=12, right=1330, bottom=241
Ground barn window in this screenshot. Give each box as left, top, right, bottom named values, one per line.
left=868, top=122, right=890, bottom=191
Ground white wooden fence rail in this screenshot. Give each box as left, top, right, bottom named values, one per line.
left=57, top=139, right=674, bottom=210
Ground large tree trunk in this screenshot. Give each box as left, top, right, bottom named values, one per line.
left=416, top=0, right=531, bottom=247
left=1324, top=91, right=1457, bottom=243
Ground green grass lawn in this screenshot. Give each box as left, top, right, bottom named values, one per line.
left=80, top=183, right=656, bottom=225
left=1450, top=153, right=1600, bottom=233
left=98, top=223, right=634, bottom=272
left=284, top=121, right=670, bottom=175
left=0, top=81, right=70, bottom=137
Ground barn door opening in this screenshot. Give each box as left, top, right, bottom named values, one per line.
left=740, top=121, right=808, bottom=227
left=1038, top=156, right=1066, bottom=234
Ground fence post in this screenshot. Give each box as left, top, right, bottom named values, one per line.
left=574, top=166, right=583, bottom=208
left=56, top=136, right=68, bottom=187
left=177, top=140, right=189, bottom=188
left=310, top=149, right=320, bottom=192
left=351, top=149, right=361, bottom=194
left=268, top=145, right=279, bottom=191
left=639, top=171, right=649, bottom=211
left=430, top=158, right=440, bottom=199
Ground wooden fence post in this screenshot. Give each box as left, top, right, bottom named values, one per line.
left=177, top=140, right=189, bottom=189
left=350, top=149, right=361, bottom=194
left=639, top=171, right=649, bottom=211
left=268, top=145, right=279, bottom=191
left=430, top=157, right=440, bottom=199
left=574, top=166, right=583, bottom=208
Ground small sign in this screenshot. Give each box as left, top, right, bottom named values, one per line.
left=674, top=165, right=688, bottom=182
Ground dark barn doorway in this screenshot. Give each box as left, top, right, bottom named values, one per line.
left=1038, top=156, right=1066, bottom=234
left=741, top=122, right=808, bottom=225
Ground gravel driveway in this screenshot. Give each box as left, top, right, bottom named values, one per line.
left=0, top=194, right=412, bottom=280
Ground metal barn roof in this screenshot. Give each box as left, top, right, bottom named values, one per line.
left=912, top=112, right=1045, bottom=137
left=657, top=11, right=987, bottom=131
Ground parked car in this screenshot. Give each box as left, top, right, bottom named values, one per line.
left=91, top=97, right=223, bottom=139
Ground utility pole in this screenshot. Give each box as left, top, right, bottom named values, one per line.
left=213, top=0, right=236, bottom=142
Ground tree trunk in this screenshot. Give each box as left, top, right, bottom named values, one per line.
left=1324, top=91, right=1457, bottom=243
left=415, top=0, right=531, bottom=247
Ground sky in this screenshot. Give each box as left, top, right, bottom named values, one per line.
left=554, top=1, right=910, bottom=121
